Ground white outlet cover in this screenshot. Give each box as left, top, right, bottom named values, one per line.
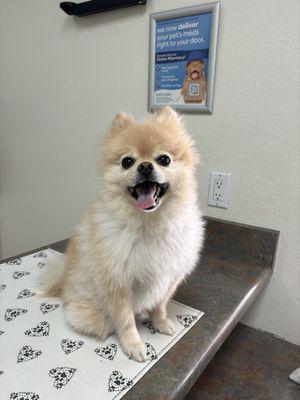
left=208, top=171, right=231, bottom=208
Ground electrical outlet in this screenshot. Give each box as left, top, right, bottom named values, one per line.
left=208, top=172, right=231, bottom=208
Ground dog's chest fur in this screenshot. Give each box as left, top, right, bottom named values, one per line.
left=93, top=205, right=203, bottom=313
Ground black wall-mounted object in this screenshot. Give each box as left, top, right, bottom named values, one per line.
left=60, top=0, right=147, bottom=17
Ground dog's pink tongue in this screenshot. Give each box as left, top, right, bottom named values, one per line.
left=136, top=183, right=156, bottom=210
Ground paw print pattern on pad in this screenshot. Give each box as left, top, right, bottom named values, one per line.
left=0, top=284, right=6, bottom=292
left=17, top=345, right=42, bottom=363
left=10, top=393, right=40, bottom=400
left=40, top=302, right=60, bottom=314
left=25, top=321, right=50, bottom=337
left=49, top=367, right=77, bottom=389
left=145, top=342, right=157, bottom=360
left=13, top=271, right=30, bottom=279
left=17, top=289, right=36, bottom=299
left=142, top=320, right=159, bottom=334
left=95, top=343, right=118, bottom=361
left=7, top=258, right=22, bottom=265
left=33, top=251, right=47, bottom=258
left=176, top=314, right=197, bottom=328
left=5, top=308, right=28, bottom=321
left=61, top=339, right=84, bottom=355
left=108, top=370, right=133, bottom=392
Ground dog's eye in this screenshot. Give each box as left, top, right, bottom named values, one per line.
left=121, top=157, right=135, bottom=169
left=156, top=154, right=171, bottom=167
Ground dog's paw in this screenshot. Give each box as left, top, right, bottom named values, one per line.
left=153, top=318, right=175, bottom=336
left=122, top=341, right=147, bottom=363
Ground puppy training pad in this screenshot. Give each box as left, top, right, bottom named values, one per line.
left=0, top=249, right=204, bottom=399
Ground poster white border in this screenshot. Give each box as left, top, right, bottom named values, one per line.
left=149, top=2, right=220, bottom=113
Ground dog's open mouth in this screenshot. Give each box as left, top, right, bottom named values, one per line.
left=128, top=181, right=168, bottom=211
left=191, top=70, right=200, bottom=79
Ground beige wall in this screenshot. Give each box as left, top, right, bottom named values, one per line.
left=0, top=0, right=299, bottom=344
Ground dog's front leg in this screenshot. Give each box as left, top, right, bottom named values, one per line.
left=151, top=304, right=175, bottom=336
left=107, top=289, right=147, bottom=363
left=151, top=278, right=181, bottom=336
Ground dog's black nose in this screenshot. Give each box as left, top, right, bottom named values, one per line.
left=138, top=162, right=154, bottom=177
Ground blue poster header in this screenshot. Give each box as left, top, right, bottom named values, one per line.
left=156, top=13, right=211, bottom=53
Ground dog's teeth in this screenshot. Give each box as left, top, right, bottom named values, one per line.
left=155, top=186, right=161, bottom=198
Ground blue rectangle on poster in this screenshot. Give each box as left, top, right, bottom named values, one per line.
left=154, top=12, right=212, bottom=105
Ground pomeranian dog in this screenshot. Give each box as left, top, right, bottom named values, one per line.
left=43, top=106, right=204, bottom=362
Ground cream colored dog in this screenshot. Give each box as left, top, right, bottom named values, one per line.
left=42, top=107, right=204, bottom=362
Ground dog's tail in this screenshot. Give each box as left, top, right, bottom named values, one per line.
left=37, top=250, right=65, bottom=297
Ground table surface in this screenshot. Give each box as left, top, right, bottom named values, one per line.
left=186, top=323, right=300, bottom=400
left=2, top=217, right=279, bottom=400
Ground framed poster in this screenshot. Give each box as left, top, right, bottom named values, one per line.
left=149, top=2, right=220, bottom=113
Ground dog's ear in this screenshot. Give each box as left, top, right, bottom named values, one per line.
left=154, top=107, right=198, bottom=167
left=185, top=64, right=190, bottom=77
left=154, top=106, right=183, bottom=126
left=111, top=112, right=133, bottom=133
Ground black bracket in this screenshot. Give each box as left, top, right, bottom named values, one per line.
left=60, top=0, right=147, bottom=17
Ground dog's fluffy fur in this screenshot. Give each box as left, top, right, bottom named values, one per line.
left=42, top=107, right=204, bottom=362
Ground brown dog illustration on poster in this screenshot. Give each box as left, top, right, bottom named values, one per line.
left=181, top=51, right=207, bottom=104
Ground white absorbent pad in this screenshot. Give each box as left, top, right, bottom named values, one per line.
left=0, top=249, right=204, bottom=400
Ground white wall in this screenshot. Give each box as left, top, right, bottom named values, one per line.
left=0, top=0, right=299, bottom=344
